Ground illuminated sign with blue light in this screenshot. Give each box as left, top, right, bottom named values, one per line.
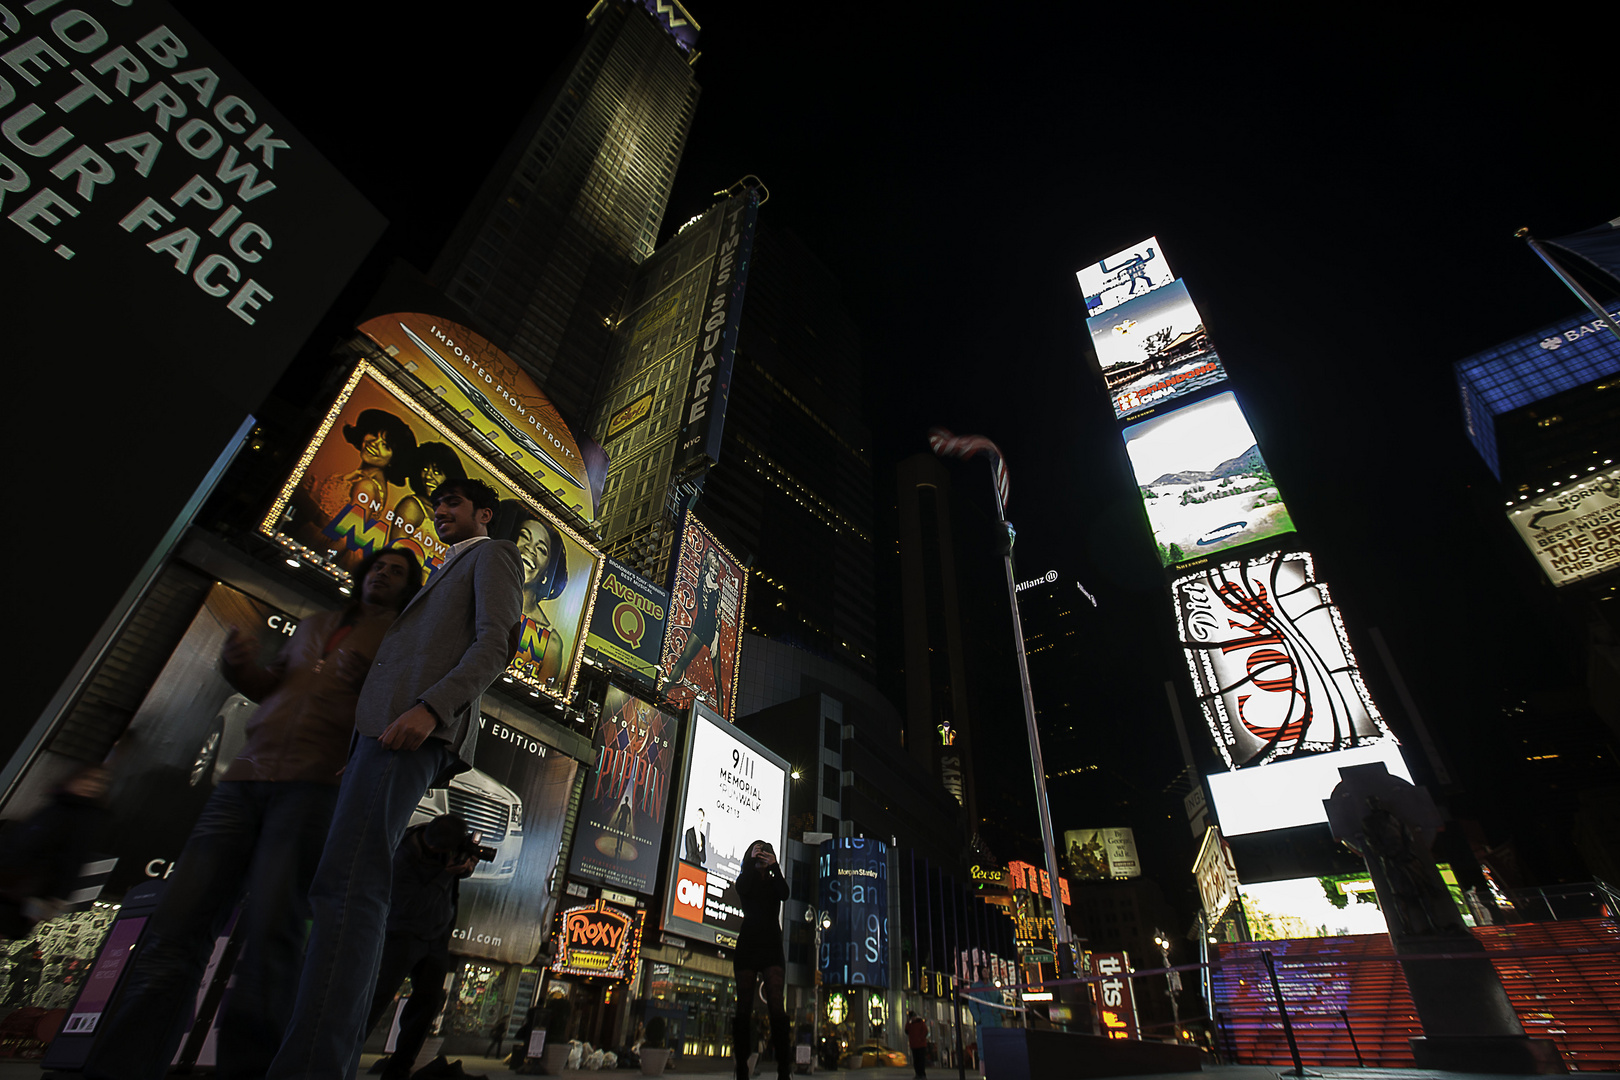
left=818, top=837, right=889, bottom=988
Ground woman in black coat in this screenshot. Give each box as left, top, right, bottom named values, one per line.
left=732, top=840, right=790, bottom=1080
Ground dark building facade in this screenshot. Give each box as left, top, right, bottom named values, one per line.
left=431, top=0, right=702, bottom=424
left=591, top=216, right=877, bottom=677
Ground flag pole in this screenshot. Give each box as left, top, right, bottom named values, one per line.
left=991, top=507, right=1071, bottom=957
left=928, top=430, right=1077, bottom=1013
left=1517, top=227, right=1620, bottom=344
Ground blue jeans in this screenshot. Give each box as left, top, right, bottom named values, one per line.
left=268, top=736, right=453, bottom=1080
left=82, top=780, right=339, bottom=1080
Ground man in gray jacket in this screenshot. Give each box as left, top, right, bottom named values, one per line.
left=269, top=477, right=522, bottom=1080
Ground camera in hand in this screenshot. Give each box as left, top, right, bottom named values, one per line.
left=457, top=836, right=498, bottom=864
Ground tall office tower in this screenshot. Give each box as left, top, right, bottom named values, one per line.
left=431, top=0, right=702, bottom=424
left=591, top=212, right=879, bottom=678
left=896, top=453, right=982, bottom=829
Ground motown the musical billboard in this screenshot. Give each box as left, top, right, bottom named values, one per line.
left=358, top=314, right=597, bottom=521
left=659, top=514, right=748, bottom=721
left=1171, top=551, right=1391, bottom=769
left=260, top=363, right=602, bottom=701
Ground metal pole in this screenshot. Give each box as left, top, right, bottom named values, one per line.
left=994, top=511, right=1069, bottom=950
left=1260, top=950, right=1305, bottom=1078
left=1339, top=1009, right=1363, bottom=1068
left=953, top=972, right=967, bottom=1080
left=1518, top=229, right=1620, bottom=344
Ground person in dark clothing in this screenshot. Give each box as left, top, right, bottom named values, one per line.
left=486, top=1014, right=510, bottom=1057
left=364, top=814, right=479, bottom=1080
left=83, top=549, right=419, bottom=1080
left=0, top=764, right=110, bottom=940
left=905, top=1012, right=929, bottom=1079
left=732, top=839, right=791, bottom=1080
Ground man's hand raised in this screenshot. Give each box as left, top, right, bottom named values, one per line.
left=379, top=703, right=439, bottom=751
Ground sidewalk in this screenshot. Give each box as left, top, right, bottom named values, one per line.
left=2, top=1063, right=1615, bottom=1080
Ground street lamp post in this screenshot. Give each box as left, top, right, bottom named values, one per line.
left=1153, top=930, right=1181, bottom=1042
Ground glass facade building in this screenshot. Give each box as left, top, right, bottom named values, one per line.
left=431, top=0, right=701, bottom=425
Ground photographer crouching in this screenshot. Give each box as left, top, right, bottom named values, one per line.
left=365, top=813, right=489, bottom=1079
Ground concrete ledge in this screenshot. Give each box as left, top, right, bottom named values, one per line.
left=982, top=1027, right=1204, bottom=1080
left=1410, top=1034, right=1568, bottom=1075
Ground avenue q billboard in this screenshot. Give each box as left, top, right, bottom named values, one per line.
left=1171, top=551, right=1390, bottom=769
left=1507, top=465, right=1620, bottom=586
left=5, top=1, right=383, bottom=729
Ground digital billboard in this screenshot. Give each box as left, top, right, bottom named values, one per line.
left=1506, top=465, right=1620, bottom=586
left=1076, top=237, right=1175, bottom=317
left=1062, top=828, right=1141, bottom=880
left=259, top=363, right=602, bottom=701
left=659, top=514, right=748, bottom=721
left=1124, top=392, right=1296, bottom=566
left=358, top=315, right=596, bottom=520
left=1089, top=952, right=1140, bottom=1040
left=1173, top=550, right=1392, bottom=769
left=584, top=559, right=670, bottom=683
left=1089, top=280, right=1228, bottom=420
left=818, top=837, right=890, bottom=988
left=662, top=703, right=789, bottom=949
left=567, top=687, right=678, bottom=895
left=4, top=1, right=386, bottom=749
left=1206, top=740, right=1411, bottom=834
left=1192, top=827, right=1240, bottom=920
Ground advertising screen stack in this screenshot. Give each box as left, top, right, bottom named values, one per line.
left=1077, top=239, right=1411, bottom=925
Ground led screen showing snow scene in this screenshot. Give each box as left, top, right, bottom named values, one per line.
left=1123, top=392, right=1296, bottom=566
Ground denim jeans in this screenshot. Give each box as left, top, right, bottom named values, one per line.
left=82, top=779, right=339, bottom=1080
left=268, top=736, right=453, bottom=1080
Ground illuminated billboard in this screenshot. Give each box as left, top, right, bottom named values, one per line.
left=1124, top=392, right=1296, bottom=566
left=659, top=514, right=748, bottom=720
left=567, top=688, right=679, bottom=895
left=1089, top=952, right=1140, bottom=1040
left=818, top=838, right=890, bottom=988
left=675, top=192, right=759, bottom=471
left=358, top=314, right=595, bottom=521
left=1063, top=828, right=1141, bottom=880
left=585, top=559, right=670, bottom=683
left=662, top=703, right=789, bottom=949
left=1192, top=827, right=1240, bottom=920
left=551, top=901, right=644, bottom=980
left=260, top=363, right=602, bottom=701
left=1507, top=465, right=1620, bottom=586
left=1090, top=280, right=1228, bottom=420
left=1076, top=237, right=1175, bottom=317
left=1173, top=550, right=1391, bottom=769
left=1207, top=741, right=1411, bottom=835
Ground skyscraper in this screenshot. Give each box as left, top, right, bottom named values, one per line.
left=431, top=0, right=702, bottom=425
left=590, top=211, right=879, bottom=678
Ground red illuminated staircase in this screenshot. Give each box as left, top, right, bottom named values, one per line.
left=1209, top=918, right=1620, bottom=1071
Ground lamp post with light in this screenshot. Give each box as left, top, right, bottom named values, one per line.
left=804, top=904, right=832, bottom=1070
left=1153, top=929, right=1181, bottom=1041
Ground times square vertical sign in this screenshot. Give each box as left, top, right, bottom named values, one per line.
left=1077, top=241, right=1394, bottom=771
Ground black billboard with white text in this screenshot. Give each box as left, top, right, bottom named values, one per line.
left=4, top=1, right=384, bottom=744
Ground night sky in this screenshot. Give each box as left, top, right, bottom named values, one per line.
left=173, top=3, right=1616, bottom=895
